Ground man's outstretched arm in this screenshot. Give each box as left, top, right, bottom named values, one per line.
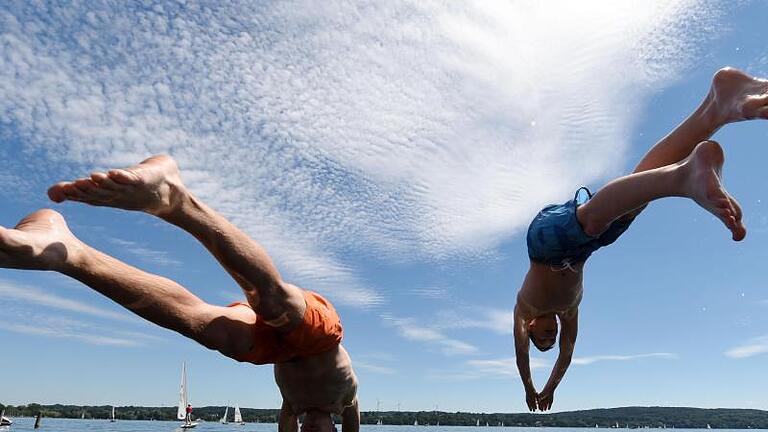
left=513, top=304, right=538, bottom=411
left=278, top=401, right=298, bottom=432
left=341, top=399, right=360, bottom=432
left=537, top=308, right=578, bottom=411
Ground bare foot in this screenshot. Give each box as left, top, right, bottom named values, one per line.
left=0, top=209, right=85, bottom=271
left=708, top=67, right=768, bottom=124
left=681, top=140, right=746, bottom=241
left=47, top=155, right=184, bottom=217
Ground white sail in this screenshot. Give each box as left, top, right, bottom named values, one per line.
left=221, top=406, right=229, bottom=424
left=234, top=404, right=243, bottom=423
left=178, top=362, right=189, bottom=421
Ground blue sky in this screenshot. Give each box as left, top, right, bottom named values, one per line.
left=1, top=0, right=768, bottom=414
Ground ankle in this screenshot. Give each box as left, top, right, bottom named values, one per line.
left=56, top=241, right=91, bottom=275
left=672, top=156, right=700, bottom=197
left=698, top=90, right=726, bottom=132
left=153, top=180, right=189, bottom=219
left=159, top=186, right=203, bottom=226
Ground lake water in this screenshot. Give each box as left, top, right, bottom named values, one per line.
left=0, top=419, right=756, bottom=432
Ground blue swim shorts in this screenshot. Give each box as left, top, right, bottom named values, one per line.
left=526, top=187, right=634, bottom=265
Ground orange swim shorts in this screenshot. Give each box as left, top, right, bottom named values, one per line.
left=227, top=290, right=343, bottom=365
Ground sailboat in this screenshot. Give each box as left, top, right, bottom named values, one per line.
left=414, top=419, right=418, bottom=426
left=376, top=419, right=382, bottom=426
left=81, top=411, right=85, bottom=420
left=0, top=410, right=12, bottom=426
left=110, top=406, right=116, bottom=423
left=177, top=362, right=198, bottom=429
left=234, top=404, right=245, bottom=425
left=476, top=419, right=480, bottom=427
left=220, top=406, right=229, bottom=424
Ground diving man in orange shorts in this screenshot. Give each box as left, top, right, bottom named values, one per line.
left=0, top=156, right=358, bottom=432
left=515, top=67, right=768, bottom=412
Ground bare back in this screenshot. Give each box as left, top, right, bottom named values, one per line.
left=274, top=344, right=358, bottom=416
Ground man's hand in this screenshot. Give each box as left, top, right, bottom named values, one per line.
left=538, top=387, right=554, bottom=411
left=525, top=388, right=539, bottom=412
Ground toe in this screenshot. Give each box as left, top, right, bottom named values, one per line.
left=108, top=168, right=140, bottom=185
left=47, top=182, right=70, bottom=203
left=74, top=178, right=97, bottom=193
left=91, top=172, right=128, bottom=191
left=736, top=224, right=747, bottom=241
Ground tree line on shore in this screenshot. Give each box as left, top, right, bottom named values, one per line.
left=2, top=404, right=767, bottom=428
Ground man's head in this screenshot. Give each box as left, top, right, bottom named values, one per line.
left=528, top=313, right=558, bottom=352
left=300, top=409, right=335, bottom=432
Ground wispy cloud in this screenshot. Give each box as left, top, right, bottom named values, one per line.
left=354, top=361, right=397, bottom=375
left=431, top=351, right=677, bottom=381
left=409, top=286, right=451, bottom=301
left=433, top=307, right=514, bottom=335
left=571, top=352, right=678, bottom=365
left=107, top=237, right=183, bottom=267
left=467, top=357, right=551, bottom=376
left=428, top=357, right=549, bottom=381
left=725, top=335, right=768, bottom=359
left=0, top=279, right=134, bottom=322
left=381, top=314, right=477, bottom=355
left=0, top=1, right=722, bottom=312
left=0, top=309, right=151, bottom=347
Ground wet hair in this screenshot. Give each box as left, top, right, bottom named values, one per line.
left=529, top=332, right=555, bottom=352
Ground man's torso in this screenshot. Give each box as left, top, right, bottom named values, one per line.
left=517, top=261, right=584, bottom=318
left=274, top=344, right=357, bottom=416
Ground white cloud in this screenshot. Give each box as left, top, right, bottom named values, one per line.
left=409, top=286, right=451, bottom=301
left=0, top=308, right=153, bottom=347
left=0, top=278, right=134, bottom=322
left=429, top=356, right=549, bottom=381
left=381, top=314, right=477, bottom=355
left=354, top=361, right=397, bottom=375
left=725, top=335, right=768, bottom=358
left=0, top=1, right=723, bottom=313
left=571, top=352, right=678, bottom=365
left=107, top=237, right=183, bottom=267
left=432, top=352, right=676, bottom=381
left=433, top=307, right=515, bottom=335
left=467, top=357, right=551, bottom=376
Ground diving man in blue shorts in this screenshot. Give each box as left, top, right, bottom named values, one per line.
left=514, top=67, right=768, bottom=411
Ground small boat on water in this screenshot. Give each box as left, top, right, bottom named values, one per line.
left=110, top=406, right=116, bottom=423
left=0, top=410, right=12, bottom=426
left=220, top=406, right=229, bottom=424
left=177, top=362, right=198, bottom=429
left=234, top=404, right=245, bottom=425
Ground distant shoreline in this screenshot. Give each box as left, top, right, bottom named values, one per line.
left=1, top=405, right=767, bottom=429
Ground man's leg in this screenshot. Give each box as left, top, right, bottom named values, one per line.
left=0, top=209, right=256, bottom=356
left=47, top=155, right=306, bottom=329
left=576, top=68, right=768, bottom=239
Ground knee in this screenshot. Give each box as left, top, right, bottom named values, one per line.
left=191, top=305, right=254, bottom=356
left=575, top=205, right=605, bottom=238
